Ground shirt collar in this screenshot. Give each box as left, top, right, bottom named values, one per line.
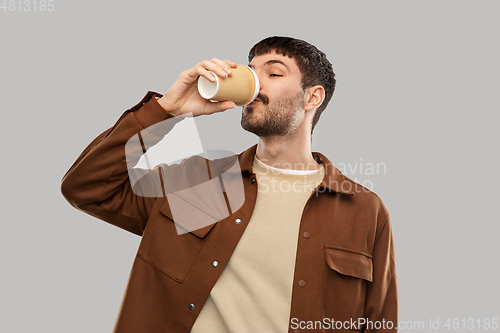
left=237, top=144, right=355, bottom=196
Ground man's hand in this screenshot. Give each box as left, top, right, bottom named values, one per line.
left=158, top=58, right=238, bottom=117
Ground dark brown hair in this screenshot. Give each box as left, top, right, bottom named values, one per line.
left=248, top=36, right=336, bottom=135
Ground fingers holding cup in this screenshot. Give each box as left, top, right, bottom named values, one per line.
left=197, top=65, right=259, bottom=106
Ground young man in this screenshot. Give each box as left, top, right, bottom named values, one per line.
left=61, top=36, right=398, bottom=332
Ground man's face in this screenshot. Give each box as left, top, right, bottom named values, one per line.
left=241, top=51, right=306, bottom=137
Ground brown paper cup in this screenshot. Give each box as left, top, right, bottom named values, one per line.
left=197, top=65, right=259, bottom=106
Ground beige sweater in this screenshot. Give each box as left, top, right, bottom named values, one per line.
left=191, top=156, right=324, bottom=333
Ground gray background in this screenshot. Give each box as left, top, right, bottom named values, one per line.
left=1, top=1, right=499, bottom=332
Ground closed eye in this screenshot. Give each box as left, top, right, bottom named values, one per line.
left=270, top=74, right=282, bottom=77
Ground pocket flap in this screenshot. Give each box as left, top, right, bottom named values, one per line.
left=159, top=199, right=218, bottom=238
left=324, top=246, right=373, bottom=282
left=158, top=174, right=231, bottom=238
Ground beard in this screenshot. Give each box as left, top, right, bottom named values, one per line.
left=241, top=90, right=305, bottom=137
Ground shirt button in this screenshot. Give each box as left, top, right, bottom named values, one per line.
left=212, top=261, right=219, bottom=267
left=251, top=178, right=256, bottom=184
left=235, top=218, right=241, bottom=224
left=303, top=231, right=310, bottom=239
left=299, top=280, right=306, bottom=288
left=189, top=303, right=195, bottom=310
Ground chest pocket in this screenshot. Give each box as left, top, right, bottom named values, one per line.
left=324, top=246, right=373, bottom=324
left=325, top=246, right=373, bottom=281
left=137, top=200, right=218, bottom=283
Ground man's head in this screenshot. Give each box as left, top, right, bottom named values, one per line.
left=241, top=36, right=336, bottom=137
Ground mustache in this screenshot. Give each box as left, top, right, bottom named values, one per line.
left=257, top=94, right=269, bottom=105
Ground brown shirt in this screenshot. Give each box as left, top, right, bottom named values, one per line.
left=61, top=91, right=398, bottom=332
left=191, top=157, right=325, bottom=332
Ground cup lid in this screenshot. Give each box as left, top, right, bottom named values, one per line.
left=244, top=66, right=260, bottom=105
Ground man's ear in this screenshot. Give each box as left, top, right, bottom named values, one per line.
left=303, top=85, right=325, bottom=112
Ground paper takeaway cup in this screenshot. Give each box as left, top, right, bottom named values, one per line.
left=197, top=65, right=260, bottom=106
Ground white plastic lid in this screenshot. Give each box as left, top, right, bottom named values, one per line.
left=245, top=66, right=260, bottom=105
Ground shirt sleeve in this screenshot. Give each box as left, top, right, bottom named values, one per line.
left=363, top=214, right=399, bottom=332
left=60, top=91, right=179, bottom=236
